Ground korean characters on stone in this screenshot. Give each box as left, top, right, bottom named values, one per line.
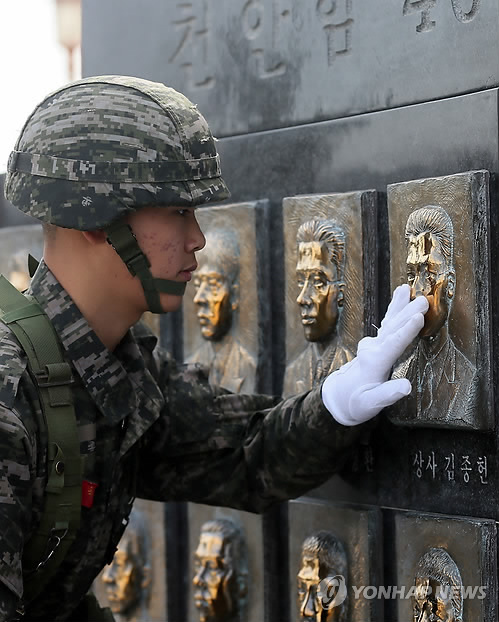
left=388, top=171, right=492, bottom=429
left=183, top=201, right=270, bottom=394
left=282, top=191, right=378, bottom=397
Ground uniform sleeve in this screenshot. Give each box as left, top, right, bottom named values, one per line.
left=137, top=359, right=363, bottom=513
left=0, top=404, right=33, bottom=620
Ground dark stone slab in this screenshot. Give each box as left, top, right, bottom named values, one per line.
left=216, top=88, right=499, bottom=399
left=82, top=0, right=499, bottom=135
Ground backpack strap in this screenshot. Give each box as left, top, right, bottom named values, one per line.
left=0, top=275, right=82, bottom=605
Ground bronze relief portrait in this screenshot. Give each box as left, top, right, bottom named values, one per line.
left=297, top=531, right=348, bottom=622
left=393, top=510, right=497, bottom=622
left=101, top=509, right=152, bottom=622
left=282, top=191, right=378, bottom=397
left=188, top=504, right=264, bottom=622
left=183, top=201, right=270, bottom=394
left=193, top=518, right=249, bottom=622
left=289, top=500, right=382, bottom=621
left=413, top=548, right=463, bottom=622
left=388, top=171, right=492, bottom=429
left=187, top=228, right=256, bottom=393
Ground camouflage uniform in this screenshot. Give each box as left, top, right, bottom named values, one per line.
left=0, top=75, right=361, bottom=620
left=0, top=260, right=359, bottom=620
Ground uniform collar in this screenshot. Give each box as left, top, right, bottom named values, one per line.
left=28, top=260, right=163, bottom=427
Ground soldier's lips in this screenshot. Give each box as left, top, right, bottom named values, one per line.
left=178, top=264, right=197, bottom=281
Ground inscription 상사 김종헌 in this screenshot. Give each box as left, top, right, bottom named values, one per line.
left=168, top=0, right=215, bottom=89
left=403, top=0, right=480, bottom=32
left=412, top=450, right=489, bottom=484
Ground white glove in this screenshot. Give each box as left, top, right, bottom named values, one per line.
left=322, top=284, right=428, bottom=426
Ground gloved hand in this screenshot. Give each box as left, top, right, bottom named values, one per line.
left=322, top=284, right=428, bottom=426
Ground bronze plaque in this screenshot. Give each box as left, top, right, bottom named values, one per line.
left=0, top=224, right=43, bottom=290
left=183, top=200, right=270, bottom=393
left=393, top=510, right=497, bottom=621
left=288, top=499, right=382, bottom=621
left=187, top=503, right=264, bottom=622
left=93, top=500, right=167, bottom=621
left=282, top=191, right=378, bottom=397
left=388, top=170, right=492, bottom=429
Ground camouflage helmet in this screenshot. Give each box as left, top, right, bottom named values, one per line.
left=5, top=75, right=230, bottom=230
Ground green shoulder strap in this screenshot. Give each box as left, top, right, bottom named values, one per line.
left=0, top=275, right=82, bottom=605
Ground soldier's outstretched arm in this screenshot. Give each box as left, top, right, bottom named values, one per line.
left=137, top=370, right=362, bottom=513
left=0, top=405, right=33, bottom=620
left=136, top=286, right=427, bottom=513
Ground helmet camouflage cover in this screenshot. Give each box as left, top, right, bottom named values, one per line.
left=5, top=75, right=230, bottom=230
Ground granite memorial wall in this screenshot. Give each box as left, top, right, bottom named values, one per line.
left=77, top=0, right=499, bottom=619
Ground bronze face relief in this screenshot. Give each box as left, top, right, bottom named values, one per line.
left=283, top=219, right=354, bottom=396
left=187, top=228, right=256, bottom=393
left=392, top=205, right=478, bottom=426
left=297, top=531, right=348, bottom=622
left=102, top=510, right=152, bottom=621
left=413, top=548, right=463, bottom=622
left=193, top=519, right=248, bottom=622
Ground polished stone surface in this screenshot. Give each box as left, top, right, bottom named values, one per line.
left=82, top=0, right=499, bottom=135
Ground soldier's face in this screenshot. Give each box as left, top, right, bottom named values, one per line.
left=406, top=233, right=453, bottom=338
left=102, top=544, right=140, bottom=614
left=127, top=205, right=206, bottom=313
left=193, top=533, right=235, bottom=622
left=413, top=578, right=456, bottom=622
left=297, top=555, right=340, bottom=622
left=296, top=242, right=341, bottom=343
left=193, top=264, right=233, bottom=340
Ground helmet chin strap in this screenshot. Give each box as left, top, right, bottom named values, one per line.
left=105, top=221, right=186, bottom=315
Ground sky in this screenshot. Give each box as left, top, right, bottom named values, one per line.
left=0, top=0, right=77, bottom=173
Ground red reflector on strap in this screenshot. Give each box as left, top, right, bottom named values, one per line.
left=81, top=480, right=98, bottom=508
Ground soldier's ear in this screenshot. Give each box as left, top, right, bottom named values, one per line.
left=447, top=270, right=456, bottom=299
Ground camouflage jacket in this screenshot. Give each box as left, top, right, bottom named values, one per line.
left=0, top=261, right=360, bottom=621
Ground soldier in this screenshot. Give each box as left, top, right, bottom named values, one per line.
left=0, top=75, right=427, bottom=621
